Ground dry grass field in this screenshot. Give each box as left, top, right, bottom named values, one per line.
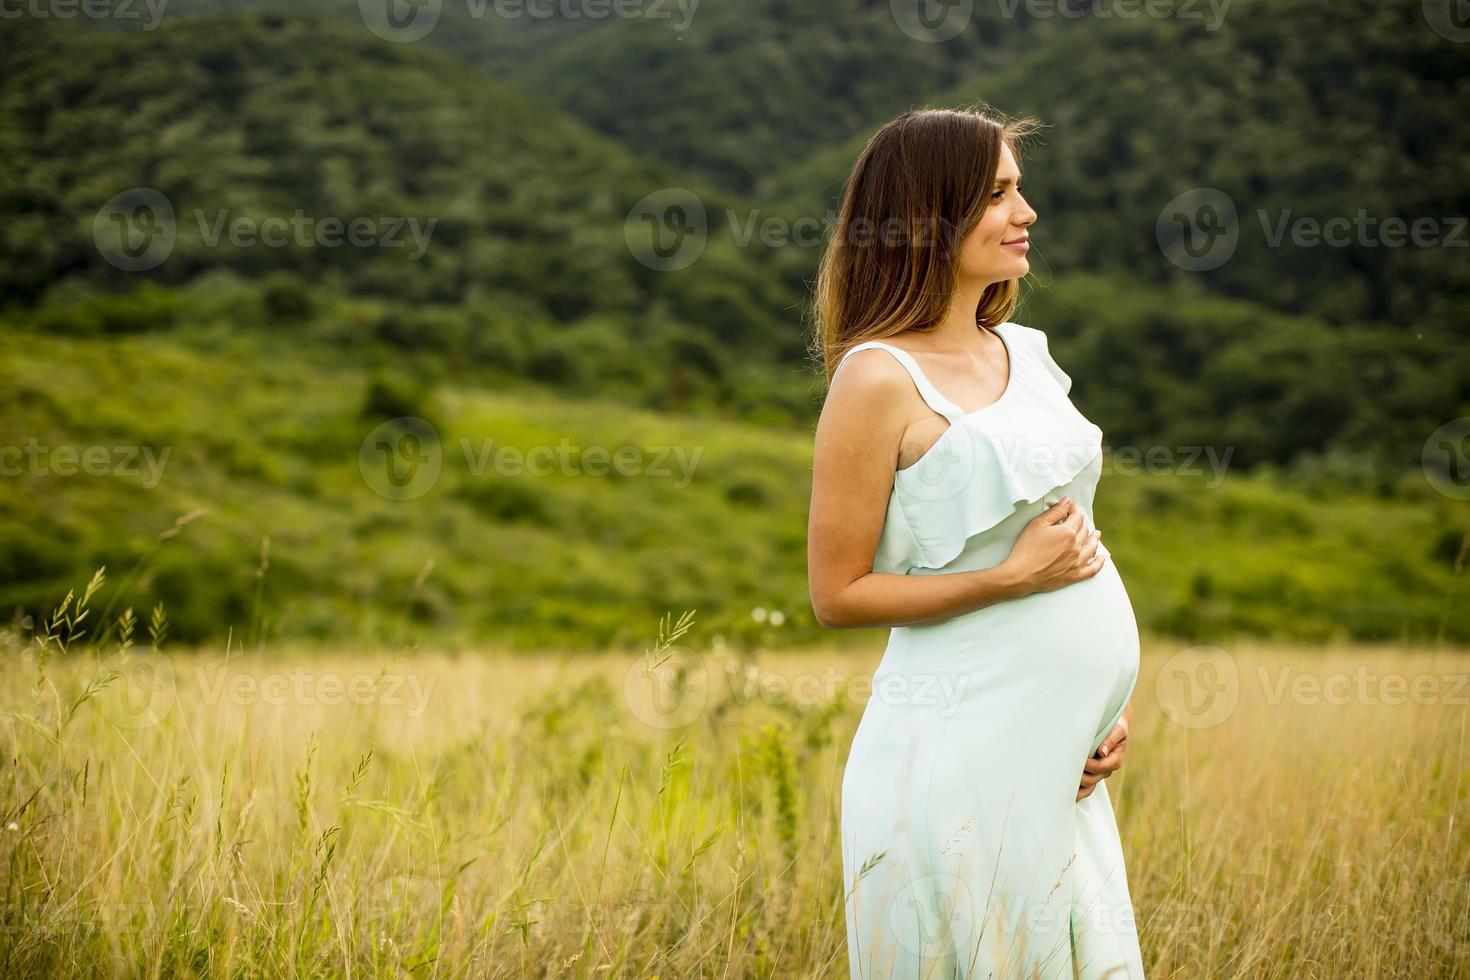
left=1, top=589, right=1466, bottom=978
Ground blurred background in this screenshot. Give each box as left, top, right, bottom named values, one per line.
left=2, top=0, right=1468, bottom=652
left=3, top=5, right=1470, bottom=978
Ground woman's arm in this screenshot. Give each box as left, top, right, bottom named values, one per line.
left=810, top=558, right=1028, bottom=629
left=807, top=351, right=1102, bottom=630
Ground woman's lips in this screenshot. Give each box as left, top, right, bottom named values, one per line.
left=1002, top=237, right=1030, bottom=252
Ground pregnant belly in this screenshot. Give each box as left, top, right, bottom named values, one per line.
left=866, top=558, right=1141, bottom=770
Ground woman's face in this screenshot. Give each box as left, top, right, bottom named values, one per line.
left=957, top=141, right=1037, bottom=286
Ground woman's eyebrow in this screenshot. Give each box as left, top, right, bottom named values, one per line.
left=994, top=174, right=1024, bottom=186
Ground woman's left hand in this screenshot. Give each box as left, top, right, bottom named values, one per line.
left=1076, top=702, right=1131, bottom=802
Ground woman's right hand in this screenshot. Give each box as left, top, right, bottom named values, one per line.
left=1003, top=496, right=1105, bottom=595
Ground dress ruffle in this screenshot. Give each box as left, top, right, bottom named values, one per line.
left=869, top=323, right=1103, bottom=575
left=1032, top=326, right=1073, bottom=395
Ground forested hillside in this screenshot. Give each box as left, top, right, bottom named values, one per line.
left=0, top=14, right=818, bottom=411
left=1, top=3, right=1466, bottom=648
left=757, top=0, right=1470, bottom=337
left=56, top=0, right=1470, bottom=341
left=7, top=2, right=1466, bottom=466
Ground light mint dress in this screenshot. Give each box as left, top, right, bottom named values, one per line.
left=836, top=322, right=1145, bottom=979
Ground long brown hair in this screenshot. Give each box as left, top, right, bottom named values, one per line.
left=808, top=103, right=1045, bottom=382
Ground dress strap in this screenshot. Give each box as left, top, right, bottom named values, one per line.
left=837, top=341, right=965, bottom=423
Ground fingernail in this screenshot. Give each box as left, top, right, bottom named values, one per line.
left=1099, top=743, right=1109, bottom=756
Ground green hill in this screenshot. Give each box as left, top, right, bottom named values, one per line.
left=1017, top=275, right=1464, bottom=471
left=2, top=309, right=1465, bottom=649
left=494, top=0, right=1470, bottom=340
left=11, top=5, right=1466, bottom=464
left=757, top=0, right=1470, bottom=339
left=2, top=6, right=1467, bottom=651
left=0, top=12, right=818, bottom=384
left=51, top=0, right=1469, bottom=343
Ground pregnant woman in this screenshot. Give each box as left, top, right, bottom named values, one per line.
left=807, top=106, right=1145, bottom=979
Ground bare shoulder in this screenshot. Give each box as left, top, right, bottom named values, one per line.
left=814, top=347, right=917, bottom=479
left=823, top=346, right=918, bottom=421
